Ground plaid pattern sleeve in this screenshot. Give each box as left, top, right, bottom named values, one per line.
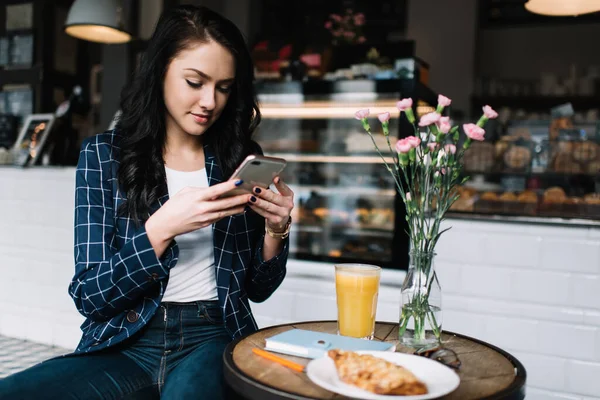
left=246, top=231, right=289, bottom=303
left=69, top=137, right=177, bottom=321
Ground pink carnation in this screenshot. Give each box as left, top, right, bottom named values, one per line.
left=378, top=112, right=390, bottom=123
left=396, top=98, right=413, bottom=112
left=437, top=116, right=451, bottom=134
left=444, top=144, right=457, bottom=154
left=355, top=109, right=369, bottom=120
left=395, top=138, right=412, bottom=153
left=463, top=123, right=486, bottom=141
left=482, top=105, right=498, bottom=119
left=438, top=95, right=452, bottom=107
left=418, top=112, right=441, bottom=127
left=354, top=13, right=365, bottom=26
left=427, top=143, right=437, bottom=152
left=406, top=136, right=421, bottom=148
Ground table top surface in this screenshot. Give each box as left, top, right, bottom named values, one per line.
left=223, top=321, right=526, bottom=400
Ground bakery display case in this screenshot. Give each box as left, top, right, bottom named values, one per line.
left=447, top=118, right=600, bottom=221
left=253, top=78, right=437, bottom=269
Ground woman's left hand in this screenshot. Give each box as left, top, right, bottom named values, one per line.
left=247, top=176, right=294, bottom=232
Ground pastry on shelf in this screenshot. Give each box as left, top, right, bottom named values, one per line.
left=295, top=205, right=318, bottom=224
left=369, top=208, right=393, bottom=226
left=312, top=207, right=329, bottom=220
left=572, top=142, right=599, bottom=163
left=475, top=191, right=502, bottom=214
left=342, top=240, right=369, bottom=255
left=542, top=186, right=567, bottom=203
left=329, top=209, right=351, bottom=224
left=584, top=193, right=600, bottom=205
left=503, top=146, right=531, bottom=170
left=328, top=249, right=342, bottom=257
left=517, top=190, right=538, bottom=203
left=488, top=191, right=537, bottom=216
left=457, top=186, right=477, bottom=197
left=499, top=192, right=518, bottom=202
left=552, top=151, right=581, bottom=174
left=355, top=208, right=371, bottom=224
left=549, top=117, right=573, bottom=141
left=556, top=140, right=574, bottom=154
left=587, top=160, right=600, bottom=175
left=494, top=137, right=515, bottom=161
left=565, top=197, right=584, bottom=205
left=450, top=186, right=476, bottom=212
left=537, top=186, right=569, bottom=216
left=450, top=196, right=475, bottom=211
left=501, top=190, right=537, bottom=215
left=463, top=142, right=495, bottom=172
left=480, top=191, right=499, bottom=201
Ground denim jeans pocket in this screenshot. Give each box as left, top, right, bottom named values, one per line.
left=200, top=303, right=224, bottom=325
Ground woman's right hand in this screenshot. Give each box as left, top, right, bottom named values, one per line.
left=145, top=180, right=250, bottom=257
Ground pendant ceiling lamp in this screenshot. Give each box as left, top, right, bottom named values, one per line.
left=65, top=0, right=132, bottom=44
left=525, top=0, right=600, bottom=16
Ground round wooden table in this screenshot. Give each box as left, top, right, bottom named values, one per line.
left=223, top=321, right=526, bottom=400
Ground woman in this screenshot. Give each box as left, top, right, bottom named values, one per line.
left=0, top=5, right=292, bottom=399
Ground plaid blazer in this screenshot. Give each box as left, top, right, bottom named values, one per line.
left=69, top=130, right=288, bottom=354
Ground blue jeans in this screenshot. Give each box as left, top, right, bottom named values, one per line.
left=0, top=301, right=237, bottom=400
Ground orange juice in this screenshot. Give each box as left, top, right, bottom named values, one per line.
left=335, top=264, right=381, bottom=339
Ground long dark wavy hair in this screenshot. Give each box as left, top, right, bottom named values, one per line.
left=116, top=5, right=261, bottom=226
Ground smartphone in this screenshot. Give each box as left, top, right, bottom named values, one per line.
left=220, top=154, right=287, bottom=198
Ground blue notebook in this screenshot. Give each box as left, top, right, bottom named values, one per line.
left=264, top=328, right=396, bottom=359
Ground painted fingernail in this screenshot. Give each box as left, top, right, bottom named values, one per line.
left=254, top=187, right=261, bottom=194
left=235, top=179, right=244, bottom=186
left=250, top=196, right=257, bottom=203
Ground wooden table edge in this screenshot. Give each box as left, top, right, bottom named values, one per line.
left=223, top=320, right=527, bottom=400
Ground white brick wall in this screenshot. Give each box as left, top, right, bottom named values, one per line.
left=433, top=219, right=600, bottom=399
left=0, top=167, right=85, bottom=350
left=2, top=168, right=600, bottom=399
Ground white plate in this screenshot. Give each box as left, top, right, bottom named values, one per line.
left=305, top=350, right=460, bottom=400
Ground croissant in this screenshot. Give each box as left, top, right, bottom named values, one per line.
left=328, top=349, right=428, bottom=396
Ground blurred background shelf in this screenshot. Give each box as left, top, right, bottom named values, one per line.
left=291, top=184, right=396, bottom=197
left=471, top=95, right=600, bottom=111
left=0, top=65, right=43, bottom=86
left=295, top=224, right=394, bottom=237
left=268, top=153, right=394, bottom=164
left=254, top=77, right=436, bottom=269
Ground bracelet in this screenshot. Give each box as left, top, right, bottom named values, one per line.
left=265, top=216, right=292, bottom=240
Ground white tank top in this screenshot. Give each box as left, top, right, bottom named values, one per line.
left=161, top=166, right=218, bottom=302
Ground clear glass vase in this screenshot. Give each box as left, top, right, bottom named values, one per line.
left=398, top=250, right=442, bottom=349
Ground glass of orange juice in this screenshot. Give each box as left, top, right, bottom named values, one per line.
left=335, top=263, right=381, bottom=340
